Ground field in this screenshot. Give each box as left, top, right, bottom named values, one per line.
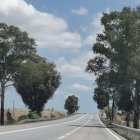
left=4, top=109, right=67, bottom=122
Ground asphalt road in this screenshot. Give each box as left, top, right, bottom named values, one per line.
left=0, top=114, right=127, bottom=140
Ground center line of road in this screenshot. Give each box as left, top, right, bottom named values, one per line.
left=0, top=114, right=87, bottom=135
left=98, top=115, right=121, bottom=140
left=58, top=115, right=93, bottom=140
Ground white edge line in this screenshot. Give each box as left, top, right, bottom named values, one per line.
left=98, top=115, right=121, bottom=140
left=0, top=114, right=87, bottom=135
left=58, top=115, right=93, bottom=140
left=58, top=136, right=66, bottom=139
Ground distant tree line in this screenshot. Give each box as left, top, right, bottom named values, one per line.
left=0, top=23, right=61, bottom=125
left=86, top=7, right=140, bottom=129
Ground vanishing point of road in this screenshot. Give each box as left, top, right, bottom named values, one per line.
left=0, top=114, right=127, bottom=140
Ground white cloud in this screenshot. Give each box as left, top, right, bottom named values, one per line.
left=136, top=0, right=140, bottom=5
left=84, top=34, right=97, bottom=45
left=84, top=12, right=103, bottom=45
left=56, top=51, right=96, bottom=80
left=71, top=84, right=91, bottom=91
left=84, top=8, right=110, bottom=45
left=72, top=6, right=88, bottom=16
left=81, top=26, right=88, bottom=32
left=57, top=63, right=91, bottom=80
left=92, top=13, right=103, bottom=32
left=0, top=0, right=82, bottom=49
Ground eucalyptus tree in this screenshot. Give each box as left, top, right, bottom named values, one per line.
left=0, top=23, right=36, bottom=125
left=86, top=7, right=140, bottom=128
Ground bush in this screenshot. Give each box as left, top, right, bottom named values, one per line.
left=28, top=111, right=40, bottom=119
left=6, top=110, right=15, bottom=125
left=17, top=114, right=28, bottom=122
left=51, top=114, right=55, bottom=118
left=17, top=111, right=40, bottom=122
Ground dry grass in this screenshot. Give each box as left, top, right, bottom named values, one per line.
left=114, top=114, right=133, bottom=127
left=4, top=109, right=67, bottom=121
left=114, top=115, right=125, bottom=125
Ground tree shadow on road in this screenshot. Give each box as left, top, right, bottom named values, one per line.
left=68, top=124, right=113, bottom=128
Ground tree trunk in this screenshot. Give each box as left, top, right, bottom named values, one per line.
left=111, top=96, right=115, bottom=122
left=133, top=79, right=140, bottom=129
left=108, top=106, right=111, bottom=124
left=1, top=83, right=5, bottom=125
left=126, top=113, right=130, bottom=127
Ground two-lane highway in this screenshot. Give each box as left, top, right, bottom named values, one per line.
left=0, top=114, right=127, bottom=140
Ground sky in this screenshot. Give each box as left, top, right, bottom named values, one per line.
left=0, top=0, right=139, bottom=114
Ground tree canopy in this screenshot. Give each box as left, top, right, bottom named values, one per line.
left=0, top=23, right=36, bottom=125
left=86, top=7, right=140, bottom=128
left=14, top=55, right=61, bottom=116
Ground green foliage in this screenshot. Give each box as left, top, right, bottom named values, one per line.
left=93, top=87, right=109, bottom=109
left=17, top=111, right=40, bottom=122
left=64, top=95, right=79, bottom=115
left=116, top=86, right=133, bottom=113
left=6, top=110, right=15, bottom=124
left=28, top=111, right=40, bottom=119
left=17, top=114, right=28, bottom=122
left=103, top=107, right=112, bottom=119
left=0, top=23, right=36, bottom=125
left=86, top=7, right=140, bottom=128
left=14, top=55, right=61, bottom=116
left=0, top=23, right=36, bottom=82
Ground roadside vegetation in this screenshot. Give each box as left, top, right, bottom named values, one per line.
left=4, top=109, right=67, bottom=125
left=86, top=7, right=140, bottom=129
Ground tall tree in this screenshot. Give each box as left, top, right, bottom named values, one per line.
left=64, top=95, right=79, bottom=114
left=0, top=23, right=36, bottom=125
left=14, top=55, right=61, bottom=116
left=86, top=7, right=140, bottom=128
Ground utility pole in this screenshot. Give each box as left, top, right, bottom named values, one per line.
left=12, top=100, right=15, bottom=119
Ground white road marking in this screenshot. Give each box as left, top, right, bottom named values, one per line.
left=0, top=114, right=87, bottom=135
left=58, top=136, right=66, bottom=139
left=58, top=115, right=93, bottom=140
left=98, top=116, right=121, bottom=140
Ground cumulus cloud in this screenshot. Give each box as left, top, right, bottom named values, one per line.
left=71, top=84, right=91, bottom=91
left=57, top=63, right=91, bottom=80
left=72, top=6, right=88, bottom=16
left=56, top=51, right=96, bottom=80
left=84, top=12, right=103, bottom=45
left=0, top=0, right=82, bottom=49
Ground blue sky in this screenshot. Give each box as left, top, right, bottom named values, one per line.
left=0, top=0, right=139, bottom=114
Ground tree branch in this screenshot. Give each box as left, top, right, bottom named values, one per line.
left=5, top=83, right=14, bottom=88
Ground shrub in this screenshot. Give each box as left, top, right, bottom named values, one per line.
left=17, top=114, right=28, bottom=122
left=28, top=111, right=40, bottom=119
left=6, top=110, right=15, bottom=124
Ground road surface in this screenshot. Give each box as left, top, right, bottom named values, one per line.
left=0, top=114, right=127, bottom=140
